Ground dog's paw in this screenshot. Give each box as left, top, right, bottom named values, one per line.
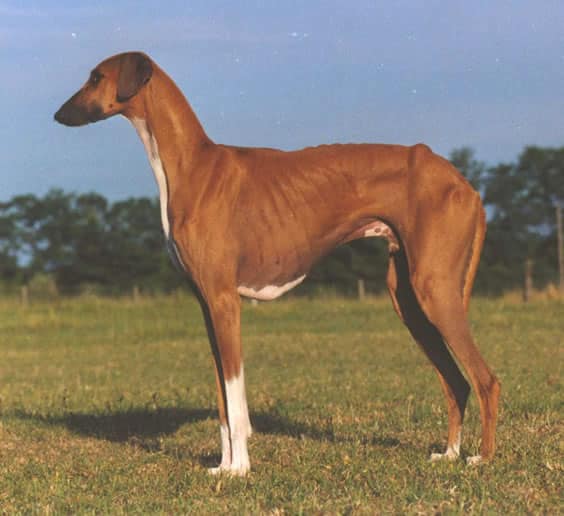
left=208, top=464, right=250, bottom=477
left=429, top=450, right=458, bottom=462
left=466, top=455, right=483, bottom=466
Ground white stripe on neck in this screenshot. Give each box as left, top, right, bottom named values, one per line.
left=129, top=117, right=170, bottom=237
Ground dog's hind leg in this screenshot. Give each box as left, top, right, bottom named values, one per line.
left=405, top=188, right=500, bottom=464
left=387, top=250, right=470, bottom=460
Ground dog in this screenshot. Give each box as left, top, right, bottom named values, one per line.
left=54, top=51, right=500, bottom=475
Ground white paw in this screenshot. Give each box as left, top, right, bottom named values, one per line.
left=429, top=450, right=458, bottom=462
left=466, top=455, right=483, bottom=466
left=207, top=464, right=250, bottom=477
left=228, top=465, right=250, bottom=477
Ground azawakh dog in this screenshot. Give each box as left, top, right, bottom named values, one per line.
left=54, top=51, right=500, bottom=475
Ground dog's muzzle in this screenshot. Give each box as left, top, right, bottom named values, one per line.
left=54, top=98, right=105, bottom=127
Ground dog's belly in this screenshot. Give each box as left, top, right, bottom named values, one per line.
left=236, top=219, right=398, bottom=301
left=237, top=275, right=306, bottom=300
left=236, top=242, right=313, bottom=300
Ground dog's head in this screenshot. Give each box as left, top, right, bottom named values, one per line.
left=54, top=51, right=153, bottom=127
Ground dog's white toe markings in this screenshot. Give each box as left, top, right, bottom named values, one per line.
left=429, top=430, right=461, bottom=462
left=208, top=465, right=247, bottom=477
left=466, top=455, right=483, bottom=466
left=430, top=451, right=458, bottom=462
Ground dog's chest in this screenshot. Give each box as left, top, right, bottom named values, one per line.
left=129, top=117, right=170, bottom=238
left=128, top=117, right=194, bottom=274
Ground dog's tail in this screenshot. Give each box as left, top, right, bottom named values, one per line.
left=462, top=192, right=486, bottom=312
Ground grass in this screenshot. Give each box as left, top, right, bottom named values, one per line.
left=0, top=293, right=561, bottom=513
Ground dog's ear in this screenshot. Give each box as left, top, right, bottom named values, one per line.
left=116, top=52, right=153, bottom=102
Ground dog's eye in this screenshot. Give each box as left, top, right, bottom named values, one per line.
left=89, top=71, right=102, bottom=86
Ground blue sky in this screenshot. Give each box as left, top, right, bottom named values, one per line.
left=1, top=1, right=563, bottom=200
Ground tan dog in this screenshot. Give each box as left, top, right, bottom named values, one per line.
left=54, top=51, right=500, bottom=475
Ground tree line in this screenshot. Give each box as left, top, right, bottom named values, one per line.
left=1, top=145, right=562, bottom=297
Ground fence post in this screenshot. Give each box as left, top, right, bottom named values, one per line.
left=21, top=285, right=29, bottom=306
left=357, top=278, right=365, bottom=300
left=557, top=204, right=563, bottom=293
left=523, top=259, right=533, bottom=303
left=132, top=285, right=140, bottom=302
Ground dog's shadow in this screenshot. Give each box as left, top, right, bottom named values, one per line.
left=12, top=407, right=213, bottom=443
left=11, top=406, right=402, bottom=450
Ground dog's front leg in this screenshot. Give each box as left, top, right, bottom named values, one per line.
left=198, top=289, right=252, bottom=476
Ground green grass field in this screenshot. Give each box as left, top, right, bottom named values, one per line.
left=0, top=294, right=561, bottom=513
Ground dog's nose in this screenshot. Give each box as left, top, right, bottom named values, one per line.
left=54, top=103, right=75, bottom=125
left=54, top=107, right=65, bottom=124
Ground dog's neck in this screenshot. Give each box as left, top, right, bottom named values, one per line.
left=124, top=67, right=212, bottom=237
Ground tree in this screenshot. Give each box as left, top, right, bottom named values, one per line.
left=2, top=190, right=178, bottom=293
left=55, top=192, right=111, bottom=291
left=482, top=146, right=564, bottom=292
left=105, top=197, right=178, bottom=292
left=449, top=147, right=486, bottom=193
left=0, top=202, right=20, bottom=284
